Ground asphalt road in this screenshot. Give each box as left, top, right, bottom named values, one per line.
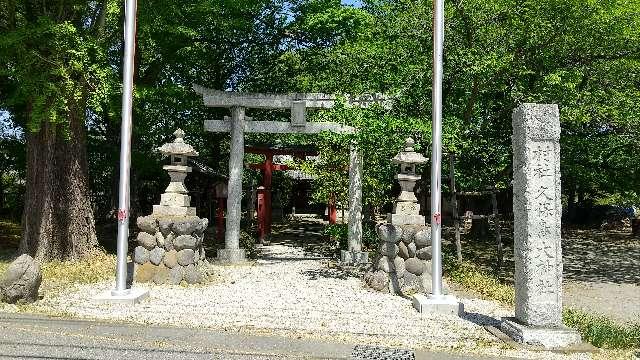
left=0, top=313, right=511, bottom=360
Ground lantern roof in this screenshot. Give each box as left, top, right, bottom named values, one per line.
left=157, top=129, right=199, bottom=157
left=392, top=138, right=427, bottom=165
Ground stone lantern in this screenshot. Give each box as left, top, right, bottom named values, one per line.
left=153, top=129, right=199, bottom=217
left=365, top=137, right=437, bottom=296
left=388, top=138, right=427, bottom=225
left=133, top=129, right=209, bottom=285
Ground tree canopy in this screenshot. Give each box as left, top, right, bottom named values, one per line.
left=0, top=0, right=638, bottom=257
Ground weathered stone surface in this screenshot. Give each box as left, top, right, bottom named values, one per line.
left=149, top=247, right=166, bottom=266
left=378, top=243, right=399, bottom=257
left=501, top=318, right=581, bottom=348
left=135, top=262, right=156, bottom=283
left=177, top=249, right=195, bottom=266
left=133, top=246, right=150, bottom=264
left=365, top=270, right=389, bottom=292
left=416, top=247, right=432, bottom=260
left=195, top=218, right=209, bottom=233
left=407, top=242, right=416, bottom=258
left=224, top=106, right=245, bottom=254
left=377, top=224, right=402, bottom=243
left=174, top=235, right=197, bottom=251
left=158, top=218, right=173, bottom=236
left=156, top=232, right=165, bottom=247
left=512, top=103, right=563, bottom=328
left=401, top=272, right=423, bottom=294
left=377, top=256, right=392, bottom=273
left=414, top=229, right=431, bottom=248
left=172, top=218, right=200, bottom=235
left=163, top=250, right=178, bottom=268
left=183, top=264, right=203, bottom=284
left=137, top=232, right=156, bottom=250
left=348, top=146, right=364, bottom=253
left=165, top=233, right=175, bottom=251
left=393, top=257, right=405, bottom=278
left=398, top=242, right=409, bottom=259
left=388, top=273, right=404, bottom=294
left=376, top=256, right=405, bottom=277
left=400, top=226, right=420, bottom=244
left=200, top=247, right=206, bottom=260
left=0, top=254, right=42, bottom=304
left=137, top=215, right=157, bottom=233
left=405, top=257, right=425, bottom=275
left=168, top=266, right=183, bottom=285
left=152, top=265, right=170, bottom=284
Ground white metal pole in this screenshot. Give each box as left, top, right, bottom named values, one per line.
left=430, top=0, right=445, bottom=297
left=113, top=0, right=138, bottom=295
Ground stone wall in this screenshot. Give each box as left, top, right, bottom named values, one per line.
left=134, top=215, right=209, bottom=285
left=365, top=224, right=434, bottom=295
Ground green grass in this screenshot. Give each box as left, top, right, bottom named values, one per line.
left=443, top=250, right=640, bottom=350
left=444, top=252, right=515, bottom=306
left=563, top=308, right=640, bottom=349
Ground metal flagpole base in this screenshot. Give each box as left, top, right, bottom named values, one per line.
left=93, top=288, right=149, bottom=305
left=412, top=294, right=464, bottom=317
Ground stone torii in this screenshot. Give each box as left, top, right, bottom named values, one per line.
left=194, top=85, right=390, bottom=264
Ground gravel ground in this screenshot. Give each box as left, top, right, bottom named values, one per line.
left=562, top=228, right=640, bottom=324
left=0, top=218, right=596, bottom=359
left=0, top=241, right=591, bottom=360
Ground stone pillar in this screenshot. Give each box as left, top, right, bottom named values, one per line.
left=341, top=145, right=369, bottom=265
left=218, top=106, right=247, bottom=263
left=501, top=103, right=580, bottom=348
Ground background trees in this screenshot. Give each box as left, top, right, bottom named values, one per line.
left=0, top=0, right=638, bottom=259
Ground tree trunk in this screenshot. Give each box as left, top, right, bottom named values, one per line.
left=0, top=170, right=5, bottom=210
left=20, top=107, right=99, bottom=261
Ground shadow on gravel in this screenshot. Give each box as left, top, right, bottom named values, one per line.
left=301, top=268, right=359, bottom=280
left=461, top=312, right=501, bottom=327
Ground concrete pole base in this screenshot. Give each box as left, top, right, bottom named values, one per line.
left=93, top=288, right=149, bottom=305
left=216, top=248, right=247, bottom=263
left=500, top=317, right=582, bottom=348
left=340, top=250, right=369, bottom=265
left=412, top=294, right=464, bottom=317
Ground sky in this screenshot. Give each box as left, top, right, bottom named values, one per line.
left=341, top=0, right=362, bottom=6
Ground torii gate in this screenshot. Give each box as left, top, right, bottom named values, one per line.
left=245, top=145, right=318, bottom=244
left=194, top=85, right=390, bottom=264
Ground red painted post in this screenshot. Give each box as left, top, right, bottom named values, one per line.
left=328, top=193, right=337, bottom=224
left=257, top=186, right=267, bottom=243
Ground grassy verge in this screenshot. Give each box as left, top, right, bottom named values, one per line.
left=563, top=308, right=640, bottom=349
left=443, top=251, right=640, bottom=351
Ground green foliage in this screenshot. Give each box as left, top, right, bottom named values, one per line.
left=323, top=223, right=348, bottom=250
left=563, top=308, right=640, bottom=349
left=443, top=250, right=516, bottom=306
left=240, top=229, right=258, bottom=259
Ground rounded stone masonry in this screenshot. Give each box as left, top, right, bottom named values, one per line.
left=149, top=247, right=166, bottom=266
left=365, top=223, right=445, bottom=296
left=377, top=224, right=402, bottom=243
left=137, top=232, right=156, bottom=250
left=134, top=215, right=209, bottom=285
left=133, top=246, right=150, bottom=264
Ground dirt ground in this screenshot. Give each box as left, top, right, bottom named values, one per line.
left=448, top=223, right=640, bottom=324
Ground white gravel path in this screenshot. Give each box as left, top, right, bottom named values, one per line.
left=4, top=242, right=590, bottom=359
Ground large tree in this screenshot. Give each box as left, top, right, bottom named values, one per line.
left=0, top=0, right=114, bottom=260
